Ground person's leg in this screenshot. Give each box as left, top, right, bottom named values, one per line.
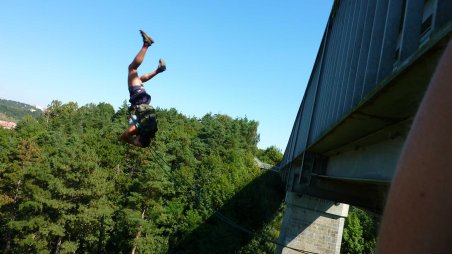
left=139, top=58, right=167, bottom=83
left=128, top=31, right=154, bottom=87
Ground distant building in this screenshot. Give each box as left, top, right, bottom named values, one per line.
left=34, top=105, right=46, bottom=111
left=0, top=120, right=16, bottom=129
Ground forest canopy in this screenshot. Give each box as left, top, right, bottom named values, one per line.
left=0, top=100, right=285, bottom=253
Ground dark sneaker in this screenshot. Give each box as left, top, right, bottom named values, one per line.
left=157, top=58, right=166, bottom=72
left=140, top=30, right=154, bottom=46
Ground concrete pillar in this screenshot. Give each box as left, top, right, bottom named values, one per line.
left=276, top=193, right=349, bottom=254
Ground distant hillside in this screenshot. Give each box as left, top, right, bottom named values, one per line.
left=0, top=99, right=43, bottom=122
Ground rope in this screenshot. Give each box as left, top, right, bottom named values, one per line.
left=148, top=148, right=318, bottom=254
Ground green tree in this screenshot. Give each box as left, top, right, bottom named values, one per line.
left=1, top=101, right=285, bottom=253
left=342, top=207, right=379, bottom=254
left=258, top=146, right=283, bottom=165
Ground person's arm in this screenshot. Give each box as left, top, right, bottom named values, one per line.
left=377, top=40, right=452, bottom=253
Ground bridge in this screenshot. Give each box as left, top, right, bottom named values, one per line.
left=275, top=0, right=451, bottom=253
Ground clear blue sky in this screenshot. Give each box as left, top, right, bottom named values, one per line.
left=0, top=0, right=333, bottom=151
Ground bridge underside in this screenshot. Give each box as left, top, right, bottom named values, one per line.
left=282, top=32, right=450, bottom=214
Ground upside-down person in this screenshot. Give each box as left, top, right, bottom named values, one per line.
left=120, top=30, right=166, bottom=147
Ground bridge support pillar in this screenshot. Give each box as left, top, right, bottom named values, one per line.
left=276, top=193, right=349, bottom=254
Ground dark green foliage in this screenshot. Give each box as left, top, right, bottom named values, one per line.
left=257, top=146, right=283, bottom=165
left=172, top=170, right=284, bottom=254
left=0, top=101, right=284, bottom=253
left=341, top=207, right=380, bottom=254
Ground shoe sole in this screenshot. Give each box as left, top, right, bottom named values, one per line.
left=140, top=30, right=154, bottom=45
left=159, top=58, right=166, bottom=71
